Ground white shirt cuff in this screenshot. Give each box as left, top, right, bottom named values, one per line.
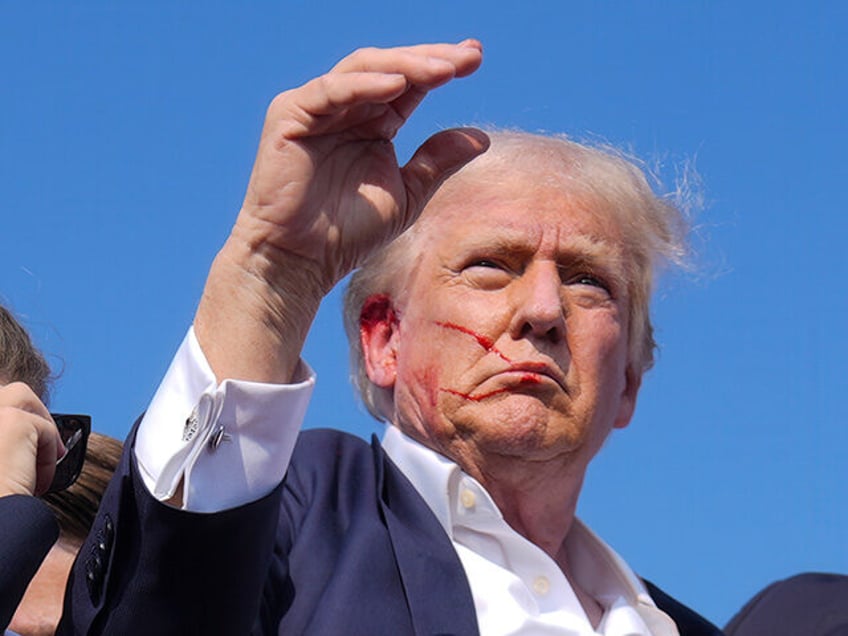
left=134, top=327, right=315, bottom=512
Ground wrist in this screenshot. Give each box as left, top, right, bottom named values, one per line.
left=194, top=236, right=324, bottom=384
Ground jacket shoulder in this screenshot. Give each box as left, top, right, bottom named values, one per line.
left=724, top=572, right=848, bottom=636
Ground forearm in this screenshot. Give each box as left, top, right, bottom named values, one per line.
left=194, top=233, right=325, bottom=385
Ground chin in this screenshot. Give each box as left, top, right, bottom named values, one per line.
left=459, top=401, right=586, bottom=458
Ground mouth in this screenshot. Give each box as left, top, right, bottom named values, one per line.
left=440, top=364, right=567, bottom=403
left=502, top=361, right=568, bottom=393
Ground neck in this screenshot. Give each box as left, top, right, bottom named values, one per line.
left=454, top=448, right=606, bottom=628
left=458, top=448, right=588, bottom=558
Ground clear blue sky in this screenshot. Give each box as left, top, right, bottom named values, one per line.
left=2, top=2, right=846, bottom=626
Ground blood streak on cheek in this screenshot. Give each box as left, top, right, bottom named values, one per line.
left=441, top=374, right=541, bottom=402
left=412, top=365, right=441, bottom=408
left=433, top=321, right=547, bottom=401
left=434, top=321, right=511, bottom=362
left=441, top=388, right=509, bottom=402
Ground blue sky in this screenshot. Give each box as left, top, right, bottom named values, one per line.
left=2, top=2, right=846, bottom=626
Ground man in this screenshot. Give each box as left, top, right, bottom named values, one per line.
left=61, top=42, right=721, bottom=634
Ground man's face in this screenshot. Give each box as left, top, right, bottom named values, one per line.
left=362, top=170, right=640, bottom=472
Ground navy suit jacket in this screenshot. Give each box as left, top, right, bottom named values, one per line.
left=61, top=427, right=722, bottom=635
left=724, top=572, right=848, bottom=636
left=0, top=494, right=59, bottom=630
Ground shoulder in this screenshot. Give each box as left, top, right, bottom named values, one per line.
left=643, top=579, right=725, bottom=636
left=290, top=428, right=377, bottom=474
left=724, top=572, right=848, bottom=636
left=284, top=429, right=382, bottom=502
left=293, top=427, right=374, bottom=456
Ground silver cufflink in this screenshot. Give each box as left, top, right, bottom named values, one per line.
left=208, top=425, right=232, bottom=451
left=182, top=409, right=199, bottom=442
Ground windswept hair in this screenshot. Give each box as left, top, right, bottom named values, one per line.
left=0, top=305, right=52, bottom=402
left=344, top=129, right=696, bottom=422
left=43, top=432, right=122, bottom=545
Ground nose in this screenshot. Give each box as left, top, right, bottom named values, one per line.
left=509, top=262, right=565, bottom=344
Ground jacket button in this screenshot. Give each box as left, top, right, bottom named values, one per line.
left=86, top=555, right=103, bottom=603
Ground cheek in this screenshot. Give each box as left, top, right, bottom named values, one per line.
left=394, top=322, right=447, bottom=414
left=404, top=363, right=441, bottom=410
left=393, top=360, right=462, bottom=443
left=569, top=315, right=628, bottom=372
left=395, top=301, right=508, bottom=409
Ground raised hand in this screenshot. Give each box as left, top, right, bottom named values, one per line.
left=196, top=42, right=488, bottom=383
left=0, top=382, right=64, bottom=497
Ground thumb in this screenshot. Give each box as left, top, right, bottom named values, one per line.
left=401, top=127, right=489, bottom=225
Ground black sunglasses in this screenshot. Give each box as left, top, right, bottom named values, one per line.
left=46, top=413, right=91, bottom=494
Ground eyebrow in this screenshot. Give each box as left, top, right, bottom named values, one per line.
left=451, top=228, right=621, bottom=264
left=450, top=229, right=629, bottom=291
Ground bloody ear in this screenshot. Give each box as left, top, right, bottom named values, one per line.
left=360, top=294, right=399, bottom=388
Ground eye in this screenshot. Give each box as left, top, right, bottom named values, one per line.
left=461, top=258, right=513, bottom=289
left=468, top=259, right=503, bottom=270
left=572, top=273, right=607, bottom=289
left=563, top=271, right=615, bottom=301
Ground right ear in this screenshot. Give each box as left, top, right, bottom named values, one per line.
left=360, top=294, right=399, bottom=388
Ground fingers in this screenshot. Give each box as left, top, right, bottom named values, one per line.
left=269, top=41, right=483, bottom=140
left=0, top=382, right=62, bottom=497
left=0, top=382, right=52, bottom=420
left=401, top=127, right=490, bottom=223
left=331, top=41, right=483, bottom=86
left=282, top=72, right=409, bottom=121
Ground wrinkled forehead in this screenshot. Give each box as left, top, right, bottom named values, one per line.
left=418, top=162, right=626, bottom=245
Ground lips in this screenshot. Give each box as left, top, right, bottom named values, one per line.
left=501, top=361, right=568, bottom=393
left=441, top=361, right=567, bottom=403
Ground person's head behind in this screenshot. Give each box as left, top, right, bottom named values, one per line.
left=42, top=432, right=122, bottom=548
left=10, top=433, right=121, bottom=636
left=344, top=130, right=690, bottom=426
left=0, top=305, right=122, bottom=635
left=0, top=305, right=52, bottom=402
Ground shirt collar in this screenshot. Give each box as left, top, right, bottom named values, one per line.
left=382, top=425, right=460, bottom=535
left=381, top=425, right=666, bottom=617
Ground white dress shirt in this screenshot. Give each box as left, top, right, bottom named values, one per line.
left=135, top=329, right=679, bottom=635
left=382, top=426, right=679, bottom=636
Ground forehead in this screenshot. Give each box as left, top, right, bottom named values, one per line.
left=418, top=169, right=624, bottom=256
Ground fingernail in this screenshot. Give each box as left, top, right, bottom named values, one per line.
left=457, top=38, right=482, bottom=51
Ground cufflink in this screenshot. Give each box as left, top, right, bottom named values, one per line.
left=208, top=425, right=232, bottom=451
left=182, top=408, right=199, bottom=442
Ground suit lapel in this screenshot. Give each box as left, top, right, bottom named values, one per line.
left=371, top=436, right=479, bottom=636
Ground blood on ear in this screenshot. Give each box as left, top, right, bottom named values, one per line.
left=360, top=294, right=399, bottom=387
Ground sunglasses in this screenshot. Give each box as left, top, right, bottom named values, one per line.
left=46, top=413, right=91, bottom=494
